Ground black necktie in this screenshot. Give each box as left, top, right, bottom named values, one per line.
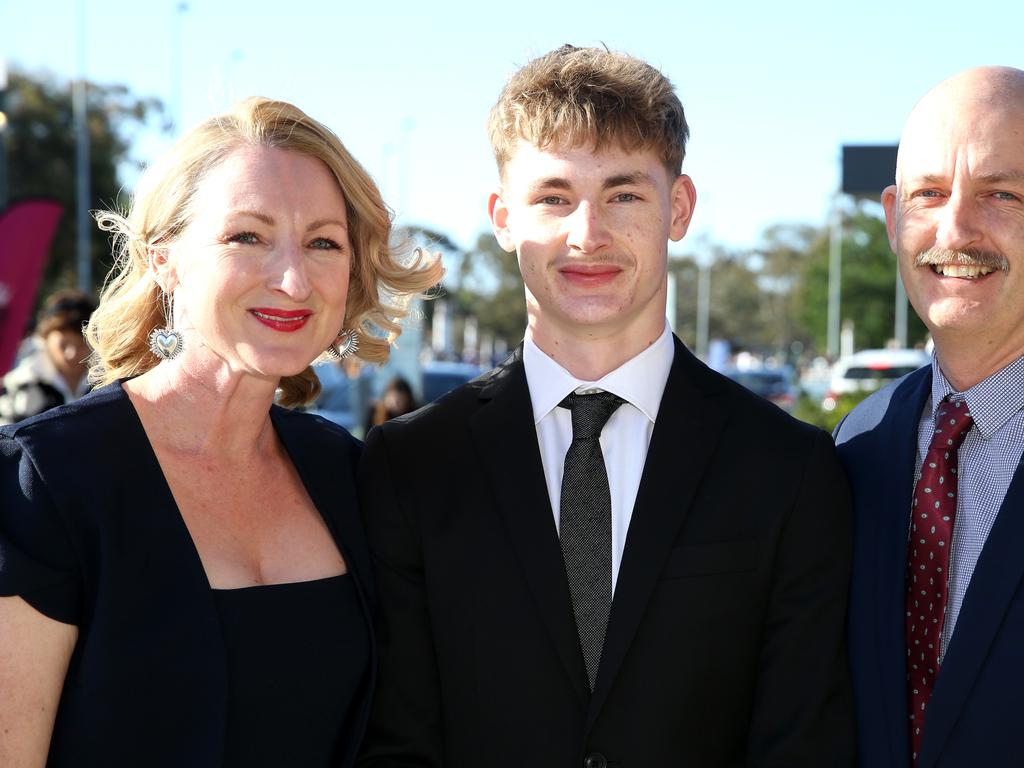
left=559, top=390, right=626, bottom=691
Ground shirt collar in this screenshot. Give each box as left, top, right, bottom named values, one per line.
left=523, top=322, right=674, bottom=425
left=931, top=353, right=1024, bottom=439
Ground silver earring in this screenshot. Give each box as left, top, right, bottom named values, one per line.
left=148, top=290, right=184, bottom=360
left=326, top=329, right=359, bottom=360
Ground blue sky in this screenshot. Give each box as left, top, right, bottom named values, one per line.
left=6, top=0, right=1024, bottom=255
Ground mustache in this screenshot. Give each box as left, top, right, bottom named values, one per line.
left=914, top=246, right=1009, bottom=272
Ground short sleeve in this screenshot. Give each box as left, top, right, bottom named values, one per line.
left=0, top=433, right=83, bottom=624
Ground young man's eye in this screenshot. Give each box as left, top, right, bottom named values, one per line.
left=538, top=195, right=565, bottom=205
left=613, top=192, right=639, bottom=202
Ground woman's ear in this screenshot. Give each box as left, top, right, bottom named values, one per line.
left=149, top=246, right=177, bottom=293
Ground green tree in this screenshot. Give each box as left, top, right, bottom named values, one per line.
left=5, top=67, right=164, bottom=298
left=794, top=205, right=928, bottom=352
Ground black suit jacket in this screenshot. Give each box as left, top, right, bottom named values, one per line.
left=836, top=367, right=1024, bottom=767
left=357, top=339, right=855, bottom=767
left=0, top=382, right=375, bottom=768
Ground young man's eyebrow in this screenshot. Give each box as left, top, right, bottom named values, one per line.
left=602, top=171, right=654, bottom=190
left=529, top=177, right=573, bottom=191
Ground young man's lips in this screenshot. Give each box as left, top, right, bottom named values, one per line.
left=559, top=265, right=622, bottom=283
left=249, top=308, right=313, bottom=332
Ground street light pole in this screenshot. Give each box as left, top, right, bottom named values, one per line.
left=170, top=2, right=188, bottom=133
left=74, top=0, right=92, bottom=292
left=0, top=60, right=9, bottom=211
left=826, top=196, right=843, bottom=359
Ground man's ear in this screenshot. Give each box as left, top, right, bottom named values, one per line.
left=488, top=191, right=516, bottom=253
left=881, top=184, right=899, bottom=252
left=149, top=246, right=177, bottom=293
left=669, top=174, right=697, bottom=242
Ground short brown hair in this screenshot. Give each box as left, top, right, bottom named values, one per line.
left=36, top=289, right=97, bottom=338
left=87, top=97, right=442, bottom=407
left=487, top=44, right=689, bottom=176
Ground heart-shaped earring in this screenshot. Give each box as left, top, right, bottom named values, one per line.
left=148, top=327, right=185, bottom=360
left=326, top=329, right=359, bottom=360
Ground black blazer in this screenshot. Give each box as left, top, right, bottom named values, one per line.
left=0, top=382, right=375, bottom=768
left=836, top=367, right=1024, bottom=767
left=357, top=339, right=855, bottom=768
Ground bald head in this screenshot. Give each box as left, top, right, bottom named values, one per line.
left=896, top=66, right=1024, bottom=182
left=882, top=65, right=1024, bottom=387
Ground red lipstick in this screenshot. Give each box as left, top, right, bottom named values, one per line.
left=249, top=307, right=312, bottom=332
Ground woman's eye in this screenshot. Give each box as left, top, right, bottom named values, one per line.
left=309, top=237, right=342, bottom=250
left=227, top=231, right=260, bottom=244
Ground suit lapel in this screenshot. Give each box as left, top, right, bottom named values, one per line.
left=920, top=457, right=1024, bottom=766
left=872, top=371, right=932, bottom=766
left=469, top=349, right=591, bottom=705
left=586, top=339, right=728, bottom=730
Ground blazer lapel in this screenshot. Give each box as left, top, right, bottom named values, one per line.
left=586, top=339, right=728, bottom=730
left=920, top=457, right=1024, bottom=767
left=872, top=371, right=932, bottom=766
left=469, top=349, right=591, bottom=705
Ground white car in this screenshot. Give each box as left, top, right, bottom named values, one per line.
left=822, top=348, right=931, bottom=411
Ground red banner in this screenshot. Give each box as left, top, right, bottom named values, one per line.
left=0, top=199, right=64, bottom=374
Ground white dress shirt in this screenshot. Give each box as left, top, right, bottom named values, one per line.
left=523, top=322, right=674, bottom=593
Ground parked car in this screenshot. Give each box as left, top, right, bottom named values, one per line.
left=722, top=367, right=797, bottom=412
left=822, top=348, right=931, bottom=411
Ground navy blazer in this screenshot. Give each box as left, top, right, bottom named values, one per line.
left=0, top=382, right=375, bottom=768
left=835, top=367, right=1024, bottom=768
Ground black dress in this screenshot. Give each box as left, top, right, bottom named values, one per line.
left=215, top=574, right=369, bottom=767
left=0, top=383, right=375, bottom=767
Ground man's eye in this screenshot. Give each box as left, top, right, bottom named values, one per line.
left=993, top=191, right=1021, bottom=202
left=227, top=231, right=260, bottom=244
left=539, top=196, right=565, bottom=205
left=613, top=192, right=639, bottom=202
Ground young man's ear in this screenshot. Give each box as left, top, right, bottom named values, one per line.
left=488, top=191, right=517, bottom=253
left=669, top=174, right=697, bottom=242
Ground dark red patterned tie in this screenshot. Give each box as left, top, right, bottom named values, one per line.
left=906, top=398, right=974, bottom=765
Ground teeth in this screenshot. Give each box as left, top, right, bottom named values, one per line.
left=253, top=311, right=304, bottom=322
left=932, top=264, right=995, bottom=279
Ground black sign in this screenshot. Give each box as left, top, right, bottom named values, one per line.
left=841, top=144, right=898, bottom=196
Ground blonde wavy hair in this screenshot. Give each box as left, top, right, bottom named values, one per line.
left=87, top=97, right=443, bottom=407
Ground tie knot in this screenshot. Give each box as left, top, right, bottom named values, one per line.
left=560, top=391, right=626, bottom=440
left=932, top=398, right=974, bottom=450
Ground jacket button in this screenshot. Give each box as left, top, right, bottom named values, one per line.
left=584, top=753, right=607, bottom=768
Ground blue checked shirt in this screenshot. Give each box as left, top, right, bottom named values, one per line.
left=916, top=354, right=1024, bottom=658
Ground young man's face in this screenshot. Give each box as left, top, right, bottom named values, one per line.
left=489, top=139, right=695, bottom=349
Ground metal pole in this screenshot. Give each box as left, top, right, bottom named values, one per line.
left=170, top=2, right=188, bottom=133
left=696, top=258, right=710, bottom=360
left=826, top=198, right=842, bottom=358
left=0, top=60, right=9, bottom=211
left=74, top=0, right=92, bottom=292
left=895, top=269, right=908, bottom=347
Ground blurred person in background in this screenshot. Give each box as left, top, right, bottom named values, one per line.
left=0, top=97, right=440, bottom=768
left=363, top=375, right=418, bottom=434
left=0, top=289, right=96, bottom=424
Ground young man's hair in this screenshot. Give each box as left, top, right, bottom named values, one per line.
left=487, top=44, right=689, bottom=177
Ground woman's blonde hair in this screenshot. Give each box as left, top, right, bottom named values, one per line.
left=87, top=97, right=442, bottom=406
